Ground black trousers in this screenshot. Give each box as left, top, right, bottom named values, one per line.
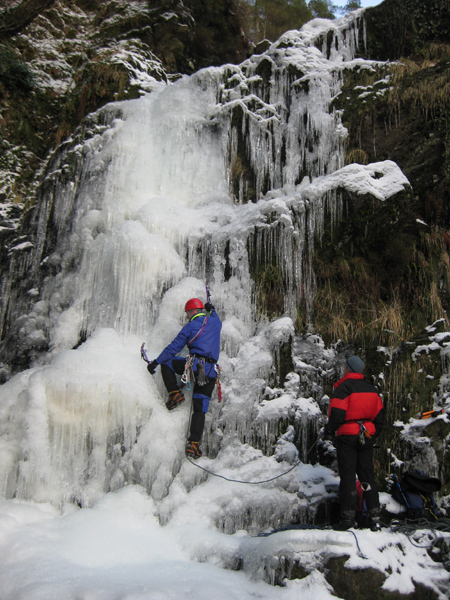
left=336, top=435, right=380, bottom=517
left=161, top=358, right=216, bottom=443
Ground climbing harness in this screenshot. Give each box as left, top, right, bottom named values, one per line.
left=184, top=282, right=217, bottom=387
left=181, top=355, right=195, bottom=389
left=357, top=420, right=371, bottom=445
left=180, top=354, right=213, bottom=389
left=197, top=358, right=206, bottom=386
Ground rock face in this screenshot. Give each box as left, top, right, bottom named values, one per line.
left=349, top=0, right=450, bottom=229
left=0, top=0, right=57, bottom=39
left=316, top=0, right=450, bottom=501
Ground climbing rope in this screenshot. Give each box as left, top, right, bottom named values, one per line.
left=180, top=385, right=449, bottom=562
left=389, top=517, right=450, bottom=550
left=186, top=454, right=302, bottom=484
left=251, top=517, right=450, bottom=561
left=183, top=403, right=449, bottom=562
left=256, top=523, right=368, bottom=559
left=185, top=409, right=319, bottom=484
left=184, top=385, right=318, bottom=483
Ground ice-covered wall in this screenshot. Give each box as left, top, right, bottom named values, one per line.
left=0, top=12, right=410, bottom=518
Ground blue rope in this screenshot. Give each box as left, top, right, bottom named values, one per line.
left=185, top=439, right=318, bottom=484
left=256, top=524, right=368, bottom=559
left=186, top=455, right=301, bottom=484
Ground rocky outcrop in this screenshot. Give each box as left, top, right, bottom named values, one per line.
left=0, top=0, right=57, bottom=39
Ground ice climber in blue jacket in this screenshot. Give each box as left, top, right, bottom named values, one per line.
left=146, top=298, right=222, bottom=459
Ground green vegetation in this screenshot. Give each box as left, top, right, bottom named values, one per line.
left=0, top=0, right=250, bottom=205
left=55, top=60, right=136, bottom=146
left=1, top=0, right=449, bottom=506
left=312, top=190, right=450, bottom=346
left=363, top=0, right=450, bottom=62
left=0, top=0, right=56, bottom=39
left=146, top=0, right=360, bottom=56
left=234, top=1, right=362, bottom=45
left=0, top=46, right=35, bottom=94
left=242, top=0, right=313, bottom=44
left=325, top=0, right=450, bottom=351
left=147, top=0, right=248, bottom=71
left=308, top=0, right=335, bottom=19
left=254, top=262, right=287, bottom=317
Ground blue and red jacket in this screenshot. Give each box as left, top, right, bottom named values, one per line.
left=327, top=372, right=384, bottom=437
left=156, top=308, right=221, bottom=377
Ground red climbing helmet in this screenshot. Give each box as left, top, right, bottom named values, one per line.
left=184, top=298, right=204, bottom=312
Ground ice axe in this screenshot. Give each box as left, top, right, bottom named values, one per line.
left=419, top=408, right=444, bottom=420
left=140, top=342, right=151, bottom=364
left=206, top=283, right=213, bottom=313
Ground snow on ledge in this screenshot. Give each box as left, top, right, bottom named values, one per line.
left=303, top=160, right=410, bottom=203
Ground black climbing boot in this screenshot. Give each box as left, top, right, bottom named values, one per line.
left=166, top=390, right=185, bottom=411
left=370, top=519, right=381, bottom=532
left=369, top=507, right=382, bottom=532
left=185, top=440, right=202, bottom=459
left=333, top=510, right=356, bottom=531
left=333, top=519, right=355, bottom=531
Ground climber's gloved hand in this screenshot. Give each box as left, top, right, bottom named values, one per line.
left=205, top=302, right=214, bottom=312
left=147, top=360, right=158, bottom=375
left=321, top=426, right=334, bottom=442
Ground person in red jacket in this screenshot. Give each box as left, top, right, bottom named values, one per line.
left=325, top=355, right=385, bottom=531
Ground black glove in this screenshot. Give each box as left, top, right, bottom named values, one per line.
left=147, top=360, right=158, bottom=375
left=205, top=302, right=214, bottom=312
left=321, top=426, right=334, bottom=441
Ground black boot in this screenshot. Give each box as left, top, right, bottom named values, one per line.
left=185, top=440, right=202, bottom=459
left=333, top=520, right=355, bottom=531
left=333, top=510, right=356, bottom=531
left=370, top=519, right=381, bottom=532
left=166, top=390, right=185, bottom=411
left=369, top=507, right=382, bottom=532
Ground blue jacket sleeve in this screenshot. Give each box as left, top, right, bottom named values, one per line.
left=156, top=325, right=191, bottom=365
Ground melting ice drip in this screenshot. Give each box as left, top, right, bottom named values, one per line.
left=0, top=12, right=409, bottom=521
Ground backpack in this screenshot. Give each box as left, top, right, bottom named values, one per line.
left=389, top=471, right=441, bottom=521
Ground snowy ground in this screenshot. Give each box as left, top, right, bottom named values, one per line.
left=1, top=487, right=449, bottom=599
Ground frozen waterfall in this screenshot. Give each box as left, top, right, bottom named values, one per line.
left=0, top=12, right=409, bottom=526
